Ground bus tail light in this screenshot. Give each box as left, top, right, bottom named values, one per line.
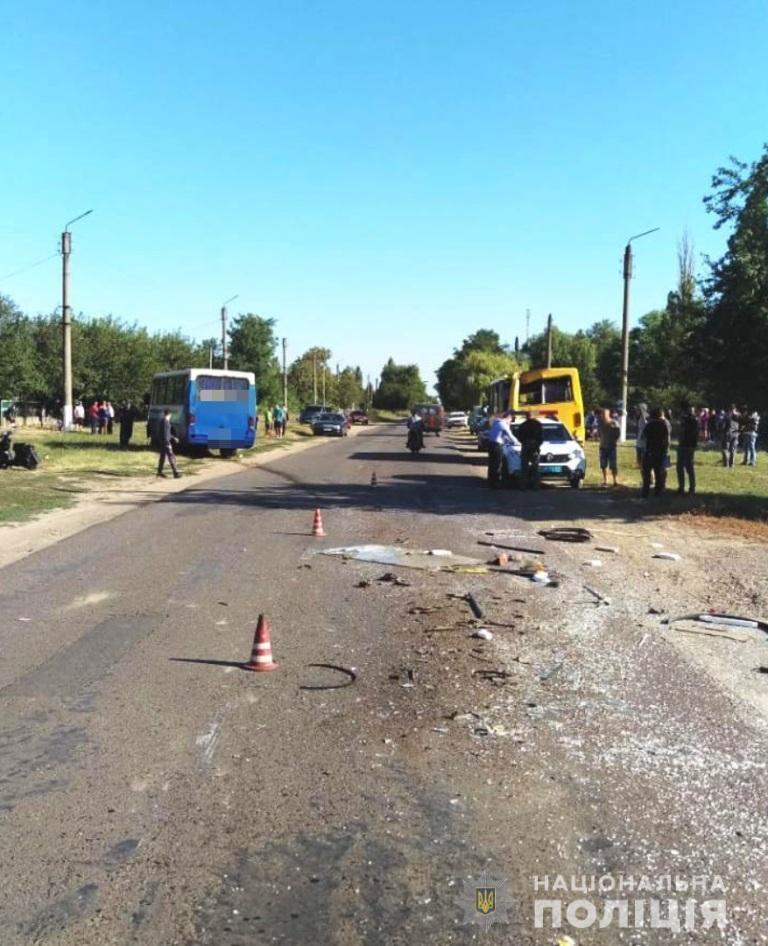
left=188, top=413, right=196, bottom=426
left=574, top=412, right=582, bottom=428
left=248, top=415, right=255, bottom=429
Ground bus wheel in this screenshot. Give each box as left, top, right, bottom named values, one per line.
left=220, top=448, right=237, bottom=459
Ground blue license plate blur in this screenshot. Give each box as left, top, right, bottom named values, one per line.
left=541, top=465, right=565, bottom=474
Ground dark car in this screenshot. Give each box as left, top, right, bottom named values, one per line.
left=299, top=404, right=326, bottom=424
left=311, top=412, right=349, bottom=437
left=348, top=410, right=369, bottom=425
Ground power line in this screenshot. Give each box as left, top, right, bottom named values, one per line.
left=0, top=251, right=59, bottom=282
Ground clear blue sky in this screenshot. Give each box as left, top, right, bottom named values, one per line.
left=1, top=0, right=766, bottom=393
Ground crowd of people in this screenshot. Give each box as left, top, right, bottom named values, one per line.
left=586, top=402, right=761, bottom=498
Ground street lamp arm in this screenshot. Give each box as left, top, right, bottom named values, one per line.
left=64, top=209, right=94, bottom=232
left=222, top=294, right=239, bottom=307
left=627, top=226, right=660, bottom=245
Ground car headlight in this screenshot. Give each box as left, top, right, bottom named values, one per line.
left=569, top=448, right=584, bottom=460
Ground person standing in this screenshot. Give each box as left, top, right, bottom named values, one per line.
left=742, top=409, right=760, bottom=466
left=157, top=409, right=181, bottom=478
left=598, top=408, right=621, bottom=486
left=88, top=401, right=99, bottom=434
left=635, top=403, right=648, bottom=469
left=273, top=404, right=285, bottom=439
left=676, top=402, right=698, bottom=495
left=486, top=411, right=519, bottom=488
left=642, top=407, right=670, bottom=498
left=264, top=405, right=273, bottom=437
left=119, top=402, right=136, bottom=449
left=722, top=405, right=741, bottom=468
left=73, top=401, right=85, bottom=427
left=516, top=412, right=544, bottom=489
left=106, top=401, right=115, bottom=435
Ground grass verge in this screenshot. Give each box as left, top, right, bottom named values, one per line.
left=0, top=424, right=314, bottom=526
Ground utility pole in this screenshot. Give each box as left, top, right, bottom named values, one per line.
left=282, top=337, right=288, bottom=408
left=221, top=294, right=238, bottom=370
left=322, top=361, right=326, bottom=405
left=61, top=209, right=93, bottom=430
left=208, top=339, right=215, bottom=369
left=619, top=228, right=660, bottom=440
left=525, top=308, right=531, bottom=343
left=313, top=353, right=317, bottom=403
left=546, top=313, right=553, bottom=368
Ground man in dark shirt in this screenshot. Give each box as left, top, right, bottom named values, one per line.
left=642, top=407, right=670, bottom=498
left=157, top=409, right=181, bottom=479
left=516, top=413, right=544, bottom=489
left=676, top=402, right=699, bottom=495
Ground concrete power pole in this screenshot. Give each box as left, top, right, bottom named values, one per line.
left=525, top=308, right=531, bottom=343
left=221, top=307, right=227, bottom=369
left=546, top=313, right=553, bottom=368
left=221, top=295, right=238, bottom=371
left=313, top=353, right=317, bottom=403
left=282, top=337, right=288, bottom=408
left=619, top=228, right=659, bottom=441
left=61, top=209, right=93, bottom=430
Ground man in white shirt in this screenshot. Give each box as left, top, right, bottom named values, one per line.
left=487, top=412, right=520, bottom=488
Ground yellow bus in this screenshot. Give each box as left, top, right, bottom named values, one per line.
left=487, top=367, right=585, bottom=442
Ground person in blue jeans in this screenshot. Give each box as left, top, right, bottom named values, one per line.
left=741, top=410, right=759, bottom=466
left=676, top=403, right=698, bottom=494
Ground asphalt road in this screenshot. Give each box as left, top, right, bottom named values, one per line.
left=1, top=424, right=765, bottom=945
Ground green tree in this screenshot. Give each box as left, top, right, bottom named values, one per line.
left=228, top=313, right=281, bottom=404
left=373, top=358, right=428, bottom=410
left=0, top=296, right=40, bottom=400
left=702, top=144, right=768, bottom=408
left=288, top=347, right=332, bottom=405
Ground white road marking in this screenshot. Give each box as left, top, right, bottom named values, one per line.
left=64, top=590, right=114, bottom=610
left=196, top=720, right=222, bottom=766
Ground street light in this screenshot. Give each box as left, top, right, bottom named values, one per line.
left=619, top=227, right=660, bottom=441
left=220, top=295, right=238, bottom=370
left=61, top=209, right=93, bottom=430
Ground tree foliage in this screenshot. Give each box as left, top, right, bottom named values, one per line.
left=373, top=358, right=428, bottom=410
left=228, top=313, right=281, bottom=404
left=436, top=328, right=525, bottom=409
left=702, top=145, right=768, bottom=407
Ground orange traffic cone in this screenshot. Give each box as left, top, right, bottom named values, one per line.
left=312, top=508, right=326, bottom=537
left=370, top=471, right=378, bottom=487
left=244, top=615, right=278, bottom=672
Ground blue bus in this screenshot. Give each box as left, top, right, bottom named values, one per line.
left=147, top=368, right=257, bottom=457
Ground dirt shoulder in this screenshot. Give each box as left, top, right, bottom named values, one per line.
left=0, top=426, right=365, bottom=571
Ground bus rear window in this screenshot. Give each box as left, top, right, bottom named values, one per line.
left=196, top=376, right=250, bottom=402
left=519, top=376, right=573, bottom=405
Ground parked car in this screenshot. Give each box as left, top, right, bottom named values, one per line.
left=476, top=417, right=491, bottom=451
left=299, top=404, right=326, bottom=424
left=501, top=419, right=586, bottom=488
left=348, top=410, right=369, bottom=425
left=311, top=412, right=350, bottom=437
left=468, top=406, right=487, bottom=434
left=446, top=411, right=469, bottom=428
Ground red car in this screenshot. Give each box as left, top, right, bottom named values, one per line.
left=348, top=410, right=369, bottom=425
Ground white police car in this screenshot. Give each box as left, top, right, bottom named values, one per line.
left=502, top=418, right=586, bottom=488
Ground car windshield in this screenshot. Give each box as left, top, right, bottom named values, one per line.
left=318, top=413, right=343, bottom=422
left=513, top=422, right=572, bottom=443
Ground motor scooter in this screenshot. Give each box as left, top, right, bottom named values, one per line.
left=406, top=426, right=425, bottom=454
left=0, top=431, right=41, bottom=469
